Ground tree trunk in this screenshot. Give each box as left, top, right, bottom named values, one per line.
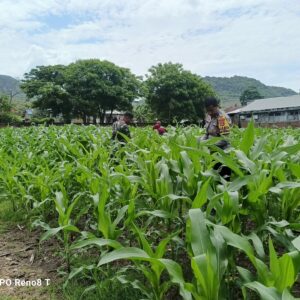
left=83, top=113, right=87, bottom=124
left=98, top=106, right=105, bottom=124
left=63, top=112, right=71, bottom=124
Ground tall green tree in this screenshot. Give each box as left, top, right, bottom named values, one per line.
left=64, top=59, right=141, bottom=123
left=240, top=86, right=263, bottom=106
left=21, top=65, right=72, bottom=122
left=144, top=62, right=215, bottom=123
left=0, top=94, right=12, bottom=113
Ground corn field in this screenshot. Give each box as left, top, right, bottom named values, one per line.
left=0, top=123, right=300, bottom=299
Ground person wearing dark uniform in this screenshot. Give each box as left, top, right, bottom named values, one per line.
left=111, top=112, right=133, bottom=143
left=202, top=98, right=231, bottom=147
left=201, top=97, right=232, bottom=179
left=110, top=112, right=133, bottom=164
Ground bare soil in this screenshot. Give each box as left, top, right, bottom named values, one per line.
left=0, top=223, right=63, bottom=300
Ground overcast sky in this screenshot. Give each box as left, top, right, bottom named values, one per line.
left=0, top=0, right=300, bottom=91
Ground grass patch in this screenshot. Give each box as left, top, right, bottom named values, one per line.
left=0, top=199, right=26, bottom=233
left=61, top=277, right=142, bottom=300
left=56, top=255, right=142, bottom=300
left=0, top=199, right=26, bottom=224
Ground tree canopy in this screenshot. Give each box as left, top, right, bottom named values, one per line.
left=0, top=94, right=11, bottom=113
left=21, top=60, right=141, bottom=123
left=21, top=65, right=72, bottom=121
left=239, top=86, right=264, bottom=106
left=64, top=59, right=141, bottom=123
left=144, top=63, right=214, bottom=123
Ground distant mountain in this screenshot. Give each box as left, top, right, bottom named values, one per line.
left=0, top=75, right=21, bottom=94
left=203, top=76, right=297, bottom=107
left=1, top=74, right=297, bottom=108
left=0, top=75, right=25, bottom=99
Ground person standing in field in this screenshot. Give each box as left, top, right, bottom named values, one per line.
left=153, top=120, right=167, bottom=135
left=201, top=97, right=232, bottom=179
left=111, top=112, right=134, bottom=143
left=201, top=97, right=231, bottom=148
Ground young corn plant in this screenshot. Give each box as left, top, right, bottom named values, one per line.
left=33, top=187, right=82, bottom=271
left=269, top=182, right=300, bottom=222
left=96, top=217, right=185, bottom=300
left=184, top=209, right=229, bottom=300
left=184, top=209, right=256, bottom=299
left=89, top=176, right=138, bottom=240
left=238, top=237, right=300, bottom=299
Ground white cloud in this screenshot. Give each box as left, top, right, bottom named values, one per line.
left=0, top=0, right=299, bottom=90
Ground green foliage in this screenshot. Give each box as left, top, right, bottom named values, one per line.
left=239, top=118, right=255, bottom=155
left=145, top=62, right=215, bottom=123
left=204, top=76, right=296, bottom=107
left=30, top=117, right=55, bottom=125
left=133, top=102, right=155, bottom=123
left=21, top=65, right=72, bottom=122
left=0, top=124, right=299, bottom=299
left=240, top=86, right=263, bottom=106
left=64, top=59, right=141, bottom=123
left=2, top=73, right=297, bottom=111
left=62, top=275, right=142, bottom=300
left=0, top=94, right=12, bottom=112
left=0, top=112, right=23, bottom=124
left=21, top=60, right=141, bottom=123
left=0, top=94, right=25, bottom=124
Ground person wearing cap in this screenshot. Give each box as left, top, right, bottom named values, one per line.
left=112, top=111, right=134, bottom=143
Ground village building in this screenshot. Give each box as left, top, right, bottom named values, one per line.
left=228, top=95, right=300, bottom=128
left=71, top=110, right=125, bottom=124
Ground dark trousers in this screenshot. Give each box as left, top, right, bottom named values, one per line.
left=213, top=162, right=231, bottom=180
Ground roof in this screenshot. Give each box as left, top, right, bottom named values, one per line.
left=227, top=108, right=242, bottom=115
left=240, top=95, right=300, bottom=113
left=225, top=105, right=240, bottom=113
left=105, top=110, right=124, bottom=114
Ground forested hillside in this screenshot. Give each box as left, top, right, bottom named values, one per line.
left=1, top=74, right=297, bottom=108
left=203, top=75, right=297, bottom=107
left=0, top=75, right=25, bottom=99
left=0, top=75, right=21, bottom=94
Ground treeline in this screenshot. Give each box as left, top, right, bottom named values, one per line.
left=20, top=60, right=214, bottom=124
left=204, top=76, right=296, bottom=104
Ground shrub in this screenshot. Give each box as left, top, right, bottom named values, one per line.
left=0, top=112, right=23, bottom=125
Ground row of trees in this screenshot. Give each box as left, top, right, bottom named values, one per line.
left=21, top=60, right=140, bottom=123
left=21, top=60, right=215, bottom=123
left=21, top=59, right=262, bottom=124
